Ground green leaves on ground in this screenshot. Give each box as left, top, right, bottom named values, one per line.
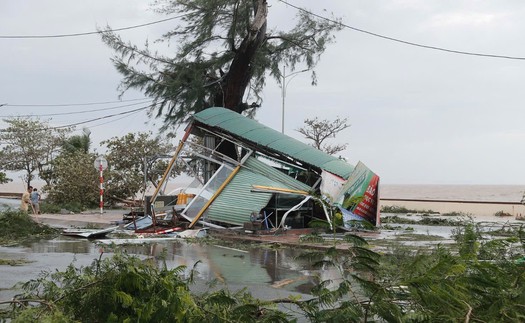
left=6, top=253, right=291, bottom=322
left=0, top=210, right=58, bottom=245
left=2, top=222, right=525, bottom=322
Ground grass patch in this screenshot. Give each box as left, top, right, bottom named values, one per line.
left=381, top=215, right=464, bottom=226
left=418, top=217, right=462, bottom=226
left=381, top=224, right=405, bottom=230
left=299, top=233, right=325, bottom=243
left=381, top=215, right=418, bottom=224
left=0, top=258, right=32, bottom=266
left=381, top=205, right=438, bottom=214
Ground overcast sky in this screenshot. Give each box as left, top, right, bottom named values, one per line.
left=1, top=0, right=525, bottom=185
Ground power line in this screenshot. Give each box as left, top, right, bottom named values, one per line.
left=88, top=107, right=147, bottom=129
left=0, top=104, right=155, bottom=132
left=279, top=0, right=525, bottom=61
left=0, top=100, right=153, bottom=118
left=4, top=97, right=150, bottom=107
left=0, top=14, right=188, bottom=39
left=47, top=105, right=153, bottom=130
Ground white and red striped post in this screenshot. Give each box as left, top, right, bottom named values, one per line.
left=99, top=163, right=104, bottom=215
left=94, top=156, right=108, bottom=216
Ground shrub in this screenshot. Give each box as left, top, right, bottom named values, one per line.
left=40, top=201, right=86, bottom=214
left=39, top=201, right=61, bottom=214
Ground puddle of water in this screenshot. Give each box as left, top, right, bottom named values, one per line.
left=0, top=197, right=20, bottom=211
left=3, top=218, right=516, bottom=304
left=378, top=224, right=457, bottom=241
left=0, top=236, right=331, bottom=302
left=380, top=213, right=524, bottom=239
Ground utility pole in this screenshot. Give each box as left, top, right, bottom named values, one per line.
left=281, top=66, right=286, bottom=133
left=280, top=66, right=309, bottom=134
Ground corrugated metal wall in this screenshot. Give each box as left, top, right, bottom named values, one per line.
left=206, top=168, right=274, bottom=225
left=206, top=157, right=312, bottom=225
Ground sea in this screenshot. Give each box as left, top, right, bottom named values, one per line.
left=379, top=184, right=525, bottom=203
left=2, top=182, right=525, bottom=204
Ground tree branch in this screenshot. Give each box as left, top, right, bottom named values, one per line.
left=248, top=0, right=268, bottom=41
left=0, top=299, right=55, bottom=309
left=228, top=0, right=241, bottom=52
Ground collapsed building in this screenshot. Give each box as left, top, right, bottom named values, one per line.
left=149, top=107, right=379, bottom=231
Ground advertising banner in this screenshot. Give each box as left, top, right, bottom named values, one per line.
left=319, top=170, right=346, bottom=203
left=334, top=161, right=380, bottom=226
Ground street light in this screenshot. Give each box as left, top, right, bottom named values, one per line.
left=280, top=66, right=309, bottom=134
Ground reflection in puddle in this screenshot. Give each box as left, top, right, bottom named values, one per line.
left=0, top=236, right=338, bottom=301
left=108, top=241, right=323, bottom=294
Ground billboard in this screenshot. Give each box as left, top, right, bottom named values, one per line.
left=334, top=161, right=380, bottom=226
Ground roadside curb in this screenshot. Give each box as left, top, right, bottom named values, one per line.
left=31, top=210, right=124, bottom=229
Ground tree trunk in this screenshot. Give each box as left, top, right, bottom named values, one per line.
left=214, top=0, right=268, bottom=160
left=223, top=1, right=267, bottom=112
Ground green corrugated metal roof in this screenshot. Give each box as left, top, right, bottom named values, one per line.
left=206, top=157, right=311, bottom=226
left=193, top=107, right=355, bottom=179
